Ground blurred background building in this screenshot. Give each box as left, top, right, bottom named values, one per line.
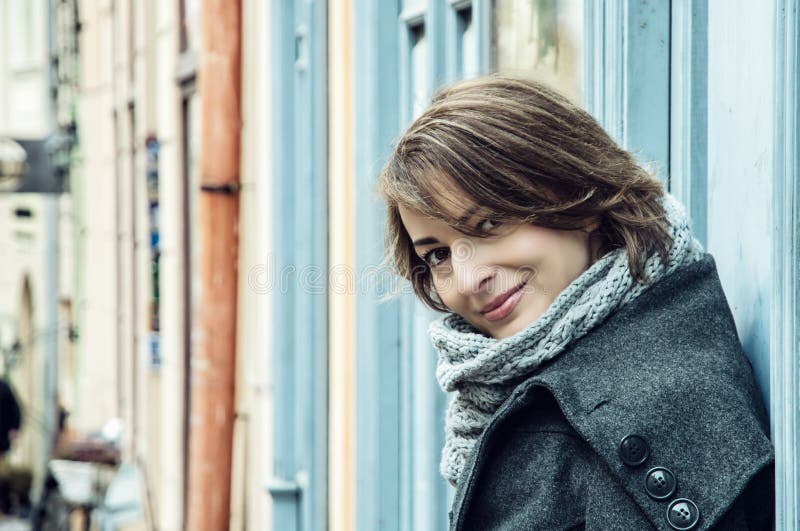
left=0, top=0, right=797, bottom=530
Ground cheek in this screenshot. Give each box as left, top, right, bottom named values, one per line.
left=495, top=239, right=546, bottom=273
left=512, top=229, right=582, bottom=265
left=431, top=275, right=459, bottom=308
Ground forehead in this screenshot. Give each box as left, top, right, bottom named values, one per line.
left=398, top=204, right=476, bottom=240
left=409, top=169, right=479, bottom=216
left=398, top=205, right=442, bottom=236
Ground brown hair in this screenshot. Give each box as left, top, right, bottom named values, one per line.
left=377, top=75, right=673, bottom=312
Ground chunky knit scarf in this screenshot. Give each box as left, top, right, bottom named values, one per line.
left=429, top=192, right=705, bottom=486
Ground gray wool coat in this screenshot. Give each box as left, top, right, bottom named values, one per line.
left=448, top=253, right=775, bottom=530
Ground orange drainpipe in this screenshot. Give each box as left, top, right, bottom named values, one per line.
left=186, top=0, right=241, bottom=529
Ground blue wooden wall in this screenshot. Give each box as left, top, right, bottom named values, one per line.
left=353, top=1, right=402, bottom=530
left=267, top=0, right=799, bottom=529
left=268, top=1, right=329, bottom=530
left=705, top=0, right=774, bottom=407
left=769, top=0, right=799, bottom=527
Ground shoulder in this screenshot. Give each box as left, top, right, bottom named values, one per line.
left=532, top=253, right=773, bottom=530
left=456, top=254, right=775, bottom=530
left=463, top=384, right=773, bottom=531
left=533, top=253, right=770, bottom=437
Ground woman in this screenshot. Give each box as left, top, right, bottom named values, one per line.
left=378, top=76, right=774, bottom=530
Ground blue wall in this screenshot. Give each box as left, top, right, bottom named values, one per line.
left=270, top=0, right=799, bottom=528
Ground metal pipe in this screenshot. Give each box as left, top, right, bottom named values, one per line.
left=186, top=0, right=242, bottom=528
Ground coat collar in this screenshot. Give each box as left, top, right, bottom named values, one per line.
left=450, top=253, right=773, bottom=530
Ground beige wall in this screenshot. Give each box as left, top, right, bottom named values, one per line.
left=77, top=0, right=187, bottom=528
left=0, top=0, right=192, bottom=526
left=74, top=0, right=119, bottom=435
left=0, top=0, right=63, bottom=501
left=75, top=0, right=280, bottom=528
left=233, top=0, right=275, bottom=529
left=150, top=0, right=187, bottom=529
left=58, top=195, right=76, bottom=414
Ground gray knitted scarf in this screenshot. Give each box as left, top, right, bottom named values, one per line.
left=429, top=192, right=705, bottom=486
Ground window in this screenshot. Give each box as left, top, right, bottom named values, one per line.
left=455, top=6, right=478, bottom=77
left=410, top=23, right=429, bottom=118
left=180, top=0, right=202, bottom=53
left=493, top=0, right=583, bottom=103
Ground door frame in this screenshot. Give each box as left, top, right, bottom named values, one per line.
left=268, top=1, right=329, bottom=530
left=770, top=0, right=799, bottom=527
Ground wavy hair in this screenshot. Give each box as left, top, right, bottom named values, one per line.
left=377, top=75, right=673, bottom=312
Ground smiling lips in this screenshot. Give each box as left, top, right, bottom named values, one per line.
left=480, top=282, right=526, bottom=321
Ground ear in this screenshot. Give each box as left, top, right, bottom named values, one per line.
left=583, top=216, right=601, bottom=233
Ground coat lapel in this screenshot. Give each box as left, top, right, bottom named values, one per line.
left=450, top=254, right=773, bottom=530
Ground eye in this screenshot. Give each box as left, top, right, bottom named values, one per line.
left=422, top=247, right=450, bottom=267
left=477, top=218, right=502, bottom=233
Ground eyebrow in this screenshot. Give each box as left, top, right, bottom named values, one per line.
left=413, top=236, right=439, bottom=247
left=412, top=205, right=480, bottom=247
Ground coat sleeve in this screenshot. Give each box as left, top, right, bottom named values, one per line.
left=711, top=461, right=774, bottom=530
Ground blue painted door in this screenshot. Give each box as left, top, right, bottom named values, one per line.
left=268, top=1, right=328, bottom=531
left=588, top=1, right=798, bottom=526
left=355, top=2, right=492, bottom=529
left=354, top=0, right=798, bottom=529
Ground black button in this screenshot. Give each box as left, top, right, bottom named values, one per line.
left=618, top=434, right=650, bottom=466
left=666, top=498, right=700, bottom=530
left=644, top=467, right=677, bottom=500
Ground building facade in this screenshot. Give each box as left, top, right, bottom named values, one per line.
left=0, top=0, right=70, bottom=504
left=23, top=0, right=798, bottom=530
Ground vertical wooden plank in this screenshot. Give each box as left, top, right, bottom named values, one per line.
left=353, top=2, right=402, bottom=530
left=298, top=0, right=329, bottom=531
left=623, top=0, right=670, bottom=177
left=445, top=0, right=482, bottom=81
left=444, top=1, right=460, bottom=82
left=400, top=6, right=427, bottom=531
left=706, top=0, right=773, bottom=406
left=237, top=1, right=273, bottom=528
left=400, top=3, right=452, bottom=529
left=771, top=0, right=799, bottom=527
left=328, top=0, right=356, bottom=530
left=267, top=2, right=299, bottom=528
left=583, top=0, right=604, bottom=119
left=293, top=2, right=329, bottom=531
left=583, top=0, right=670, bottom=181
left=474, top=0, right=492, bottom=73
left=398, top=4, right=423, bottom=531
left=428, top=0, right=446, bottom=90
left=267, top=1, right=328, bottom=530
left=670, top=0, right=708, bottom=248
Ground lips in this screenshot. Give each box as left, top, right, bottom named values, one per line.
left=480, top=282, right=525, bottom=321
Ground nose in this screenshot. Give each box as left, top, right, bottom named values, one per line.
left=450, top=238, right=494, bottom=294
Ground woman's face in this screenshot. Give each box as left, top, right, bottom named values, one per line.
left=399, top=205, right=598, bottom=339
